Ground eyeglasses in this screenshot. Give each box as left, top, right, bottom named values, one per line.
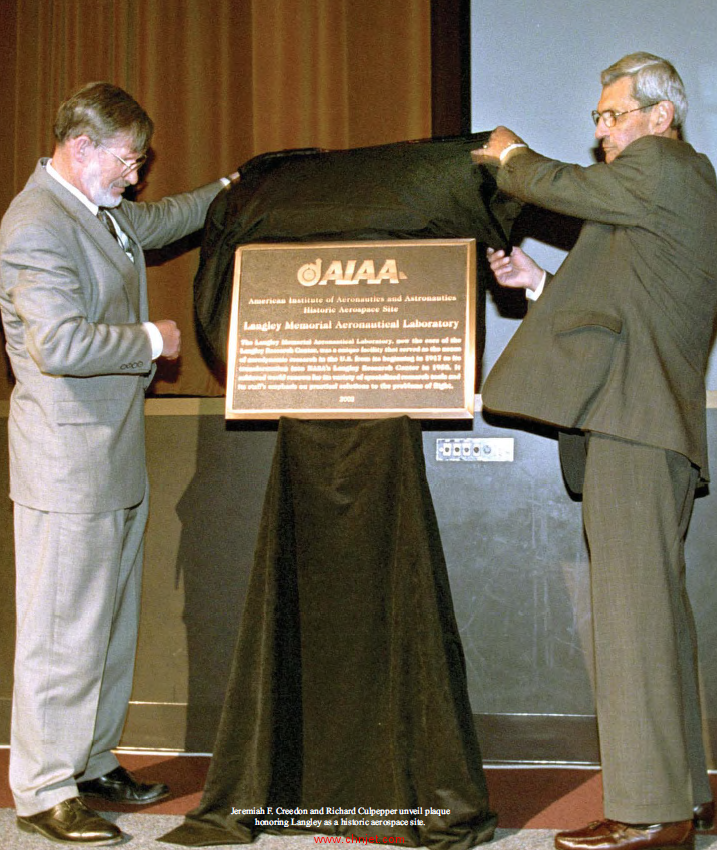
left=95, top=141, right=147, bottom=176
left=591, top=102, right=660, bottom=128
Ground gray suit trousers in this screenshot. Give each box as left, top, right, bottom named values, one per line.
left=10, top=486, right=149, bottom=816
left=583, top=433, right=711, bottom=823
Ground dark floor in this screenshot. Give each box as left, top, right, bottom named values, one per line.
left=1, top=750, right=715, bottom=849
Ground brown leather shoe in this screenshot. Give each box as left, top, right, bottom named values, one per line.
left=693, top=800, right=715, bottom=831
left=17, top=797, right=123, bottom=844
left=554, top=818, right=694, bottom=850
left=78, top=764, right=169, bottom=805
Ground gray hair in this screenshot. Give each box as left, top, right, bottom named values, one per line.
left=601, top=52, right=687, bottom=129
left=53, top=82, right=154, bottom=151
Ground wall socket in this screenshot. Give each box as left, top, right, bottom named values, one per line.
left=435, top=437, right=514, bottom=462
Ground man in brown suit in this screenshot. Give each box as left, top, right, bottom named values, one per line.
left=472, top=53, right=717, bottom=850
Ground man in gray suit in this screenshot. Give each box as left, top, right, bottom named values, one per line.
left=0, top=82, right=237, bottom=845
left=472, top=53, right=717, bottom=850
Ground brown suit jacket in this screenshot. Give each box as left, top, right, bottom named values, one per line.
left=481, top=135, right=717, bottom=481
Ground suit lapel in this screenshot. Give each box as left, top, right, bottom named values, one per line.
left=34, top=161, right=143, bottom=314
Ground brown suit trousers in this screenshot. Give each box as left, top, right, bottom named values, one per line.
left=582, top=433, right=710, bottom=822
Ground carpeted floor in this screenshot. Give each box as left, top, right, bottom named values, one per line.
left=1, top=750, right=716, bottom=849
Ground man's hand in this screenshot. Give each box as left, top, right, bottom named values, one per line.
left=154, top=319, right=181, bottom=360
left=487, top=246, right=544, bottom=292
left=471, top=126, right=527, bottom=166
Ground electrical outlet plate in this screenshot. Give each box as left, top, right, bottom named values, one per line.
left=435, top=437, right=514, bottom=462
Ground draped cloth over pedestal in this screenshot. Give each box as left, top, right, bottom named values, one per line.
left=191, top=132, right=522, bottom=371
left=161, top=417, right=497, bottom=848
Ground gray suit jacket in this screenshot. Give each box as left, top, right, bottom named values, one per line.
left=0, top=159, right=223, bottom=512
left=481, top=136, right=717, bottom=481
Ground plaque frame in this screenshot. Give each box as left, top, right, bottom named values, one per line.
left=225, top=239, right=476, bottom=420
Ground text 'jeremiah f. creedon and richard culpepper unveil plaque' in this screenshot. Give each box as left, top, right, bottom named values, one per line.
left=225, top=239, right=476, bottom=419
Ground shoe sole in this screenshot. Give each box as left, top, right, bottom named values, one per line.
left=621, top=844, right=694, bottom=850
left=17, top=817, right=123, bottom=845
left=557, top=845, right=694, bottom=850
left=556, top=839, right=694, bottom=850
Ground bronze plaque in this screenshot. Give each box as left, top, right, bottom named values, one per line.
left=225, top=240, right=476, bottom=419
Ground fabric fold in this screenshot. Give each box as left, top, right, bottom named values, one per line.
left=161, top=416, right=496, bottom=848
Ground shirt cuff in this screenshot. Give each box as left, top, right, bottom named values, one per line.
left=526, top=270, right=547, bottom=301
left=499, top=142, right=528, bottom=163
left=143, top=321, right=164, bottom=360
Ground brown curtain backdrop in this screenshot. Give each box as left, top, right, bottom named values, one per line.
left=0, top=0, right=431, bottom=398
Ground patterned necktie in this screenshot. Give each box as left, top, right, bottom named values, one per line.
left=97, top=208, right=120, bottom=242
left=97, top=208, right=134, bottom=263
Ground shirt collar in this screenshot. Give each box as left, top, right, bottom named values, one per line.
left=46, top=159, right=100, bottom=215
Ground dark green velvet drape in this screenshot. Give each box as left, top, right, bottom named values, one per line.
left=162, top=416, right=496, bottom=848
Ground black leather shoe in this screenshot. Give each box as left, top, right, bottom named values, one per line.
left=17, top=797, right=123, bottom=845
left=693, top=800, right=715, bottom=831
left=77, top=765, right=169, bottom=805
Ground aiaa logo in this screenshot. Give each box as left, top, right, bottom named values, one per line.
left=297, top=259, right=408, bottom=287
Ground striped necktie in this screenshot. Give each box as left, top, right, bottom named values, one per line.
left=97, top=208, right=134, bottom=263
left=97, top=208, right=119, bottom=240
